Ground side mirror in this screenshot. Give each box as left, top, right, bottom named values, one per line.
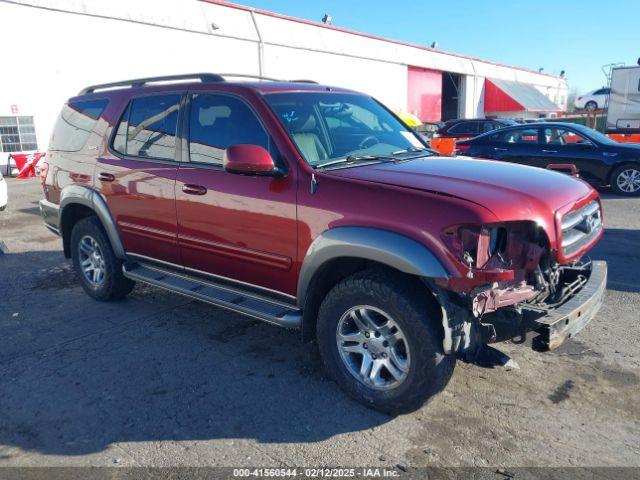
left=223, top=144, right=279, bottom=176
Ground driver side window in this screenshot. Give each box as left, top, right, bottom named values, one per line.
left=188, top=94, right=272, bottom=165
left=543, top=128, right=590, bottom=146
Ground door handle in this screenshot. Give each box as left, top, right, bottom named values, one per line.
left=493, top=147, right=507, bottom=152
left=182, top=184, right=207, bottom=196
left=98, top=172, right=115, bottom=182
left=542, top=149, right=558, bottom=154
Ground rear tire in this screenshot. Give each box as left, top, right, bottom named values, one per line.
left=316, top=268, right=455, bottom=415
left=70, top=216, right=135, bottom=301
left=610, top=164, right=640, bottom=196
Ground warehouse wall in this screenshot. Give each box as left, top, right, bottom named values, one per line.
left=0, top=0, right=568, bottom=156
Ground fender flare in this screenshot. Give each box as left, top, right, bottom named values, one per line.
left=59, top=185, right=126, bottom=259
left=296, top=226, right=450, bottom=307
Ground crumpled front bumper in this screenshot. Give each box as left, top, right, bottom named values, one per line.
left=531, top=261, right=607, bottom=351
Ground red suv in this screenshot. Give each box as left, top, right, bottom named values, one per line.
left=39, top=74, right=606, bottom=414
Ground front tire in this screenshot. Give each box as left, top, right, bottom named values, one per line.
left=585, top=101, right=598, bottom=112
left=316, top=269, right=455, bottom=415
left=611, top=164, right=640, bottom=196
left=70, top=216, right=135, bottom=301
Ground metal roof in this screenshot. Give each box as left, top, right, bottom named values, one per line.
left=489, top=78, right=560, bottom=111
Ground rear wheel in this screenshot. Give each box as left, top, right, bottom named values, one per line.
left=585, top=101, right=598, bottom=112
left=316, top=269, right=455, bottom=415
left=70, top=216, right=135, bottom=300
left=611, top=165, right=640, bottom=196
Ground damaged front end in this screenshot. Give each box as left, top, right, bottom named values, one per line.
left=432, top=216, right=606, bottom=362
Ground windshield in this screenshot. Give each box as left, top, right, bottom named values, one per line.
left=263, top=92, right=428, bottom=167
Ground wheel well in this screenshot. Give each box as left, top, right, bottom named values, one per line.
left=608, top=162, right=640, bottom=185
left=60, top=203, right=96, bottom=258
left=300, top=257, right=440, bottom=342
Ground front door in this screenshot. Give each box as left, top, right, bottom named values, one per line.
left=539, top=126, right=600, bottom=180
left=96, top=93, right=182, bottom=264
left=175, top=91, right=298, bottom=297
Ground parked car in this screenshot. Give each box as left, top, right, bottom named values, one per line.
left=39, top=74, right=606, bottom=414
left=575, top=88, right=610, bottom=112
left=0, top=171, right=7, bottom=211
left=456, top=122, right=640, bottom=196
left=436, top=118, right=518, bottom=139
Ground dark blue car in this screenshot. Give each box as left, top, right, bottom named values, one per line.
left=456, top=122, right=640, bottom=196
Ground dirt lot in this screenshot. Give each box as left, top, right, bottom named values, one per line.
left=0, top=177, right=639, bottom=469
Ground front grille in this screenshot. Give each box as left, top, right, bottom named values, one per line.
left=561, top=200, right=602, bottom=257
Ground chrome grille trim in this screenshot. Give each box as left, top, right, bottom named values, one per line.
left=561, top=200, right=602, bottom=257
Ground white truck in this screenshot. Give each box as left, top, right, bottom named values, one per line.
left=606, top=66, right=640, bottom=134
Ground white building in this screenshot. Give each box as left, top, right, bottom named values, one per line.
left=0, top=0, right=568, bottom=171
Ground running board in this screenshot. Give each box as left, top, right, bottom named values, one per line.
left=123, top=262, right=302, bottom=329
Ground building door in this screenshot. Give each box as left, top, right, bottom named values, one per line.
left=442, top=73, right=461, bottom=121
left=407, top=67, right=442, bottom=122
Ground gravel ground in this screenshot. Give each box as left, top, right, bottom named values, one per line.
left=0, top=177, right=638, bottom=469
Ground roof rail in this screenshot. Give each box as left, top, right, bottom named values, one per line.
left=289, top=79, right=319, bottom=84
left=78, top=73, right=225, bottom=95
left=217, top=73, right=282, bottom=82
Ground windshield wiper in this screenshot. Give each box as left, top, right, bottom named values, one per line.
left=315, top=154, right=396, bottom=169
left=392, top=146, right=436, bottom=156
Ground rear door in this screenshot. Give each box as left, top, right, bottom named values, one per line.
left=97, top=91, right=183, bottom=264
left=481, top=127, right=542, bottom=165
left=175, top=90, right=298, bottom=297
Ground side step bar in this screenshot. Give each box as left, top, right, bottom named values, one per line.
left=123, top=262, right=302, bottom=329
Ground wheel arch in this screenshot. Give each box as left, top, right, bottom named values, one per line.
left=608, top=161, right=640, bottom=185
left=298, top=227, right=450, bottom=342
left=59, top=185, right=125, bottom=259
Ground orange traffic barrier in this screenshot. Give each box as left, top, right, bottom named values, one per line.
left=607, top=133, right=640, bottom=144
left=430, top=137, right=457, bottom=156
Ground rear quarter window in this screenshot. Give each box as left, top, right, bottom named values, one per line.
left=49, top=99, right=109, bottom=152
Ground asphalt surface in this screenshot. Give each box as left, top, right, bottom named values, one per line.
left=0, top=177, right=639, bottom=468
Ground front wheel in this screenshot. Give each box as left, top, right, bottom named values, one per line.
left=70, top=216, right=135, bottom=301
left=611, top=165, right=640, bottom=196
left=316, top=269, right=455, bottom=415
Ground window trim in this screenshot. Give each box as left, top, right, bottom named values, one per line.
left=108, top=91, right=186, bottom=165
left=182, top=89, right=286, bottom=174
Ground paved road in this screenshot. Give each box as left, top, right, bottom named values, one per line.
left=0, top=178, right=638, bottom=468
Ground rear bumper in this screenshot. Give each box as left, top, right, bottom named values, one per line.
left=39, top=199, right=60, bottom=235
left=531, top=261, right=607, bottom=351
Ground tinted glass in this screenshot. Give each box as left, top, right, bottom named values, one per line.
left=121, top=94, right=180, bottom=160
left=480, top=122, right=498, bottom=133
left=448, top=122, right=478, bottom=134
left=188, top=94, right=270, bottom=165
left=543, top=127, right=591, bottom=145
left=264, top=92, right=425, bottom=167
left=498, top=128, right=539, bottom=144
left=49, top=100, right=108, bottom=152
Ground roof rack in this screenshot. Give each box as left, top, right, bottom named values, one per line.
left=79, top=73, right=225, bottom=95
left=78, top=73, right=320, bottom=95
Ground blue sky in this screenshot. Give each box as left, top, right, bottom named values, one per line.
left=241, top=0, right=639, bottom=94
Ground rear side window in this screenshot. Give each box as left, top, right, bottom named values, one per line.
left=112, top=94, right=181, bottom=161
left=448, top=122, right=478, bottom=135
left=49, top=99, right=108, bottom=152
left=496, top=128, right=539, bottom=144
left=188, top=93, right=270, bottom=165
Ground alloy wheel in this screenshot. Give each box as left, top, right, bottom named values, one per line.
left=616, top=168, right=640, bottom=193
left=336, top=305, right=411, bottom=390
left=78, top=235, right=106, bottom=286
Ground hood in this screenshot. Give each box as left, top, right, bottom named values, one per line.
left=327, top=157, right=594, bottom=223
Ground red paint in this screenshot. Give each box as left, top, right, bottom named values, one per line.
left=223, top=144, right=276, bottom=174
left=484, top=79, right=525, bottom=113
left=608, top=133, right=640, bottom=143
left=43, top=81, right=602, bottom=300
left=12, top=152, right=45, bottom=178
left=407, top=67, right=442, bottom=122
